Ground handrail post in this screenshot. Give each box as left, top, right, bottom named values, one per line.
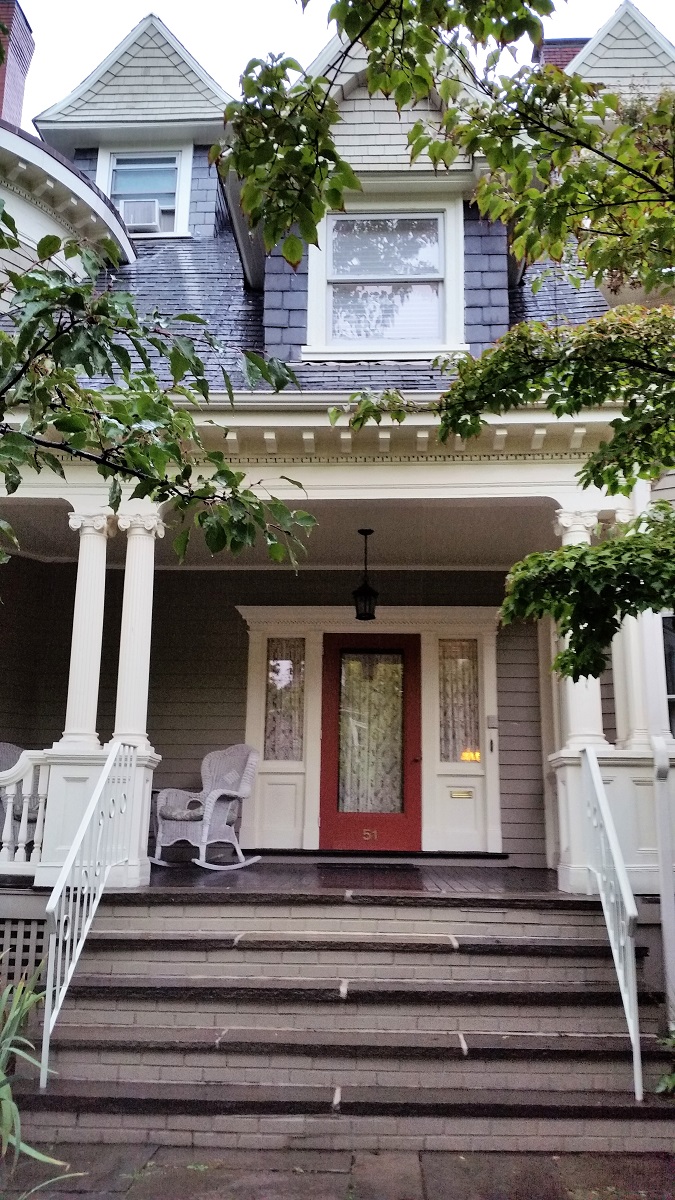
left=652, top=736, right=675, bottom=1031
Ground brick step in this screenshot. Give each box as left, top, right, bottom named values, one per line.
left=16, top=1077, right=674, bottom=1121
left=83, top=930, right=621, bottom=956
left=95, top=897, right=606, bottom=938
left=58, top=996, right=662, bottom=1036
left=79, top=933, right=641, bottom=987
left=47, top=1024, right=668, bottom=1093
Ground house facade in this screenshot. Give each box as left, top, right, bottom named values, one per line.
left=0, top=1, right=673, bottom=896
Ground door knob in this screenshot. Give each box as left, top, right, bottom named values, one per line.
left=411, top=756, right=422, bottom=763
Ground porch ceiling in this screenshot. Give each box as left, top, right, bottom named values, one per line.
left=156, top=497, right=561, bottom=570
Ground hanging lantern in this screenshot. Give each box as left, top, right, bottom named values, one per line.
left=353, top=528, right=378, bottom=621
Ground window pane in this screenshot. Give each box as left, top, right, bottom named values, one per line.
left=331, top=217, right=441, bottom=278
left=111, top=168, right=177, bottom=197
left=264, top=638, right=305, bottom=760
left=331, top=281, right=441, bottom=342
left=663, top=617, right=675, bottom=737
left=439, top=640, right=481, bottom=762
left=338, top=652, right=403, bottom=813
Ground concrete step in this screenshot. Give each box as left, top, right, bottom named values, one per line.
left=47, top=1024, right=670, bottom=1093
left=16, top=1079, right=675, bottom=1152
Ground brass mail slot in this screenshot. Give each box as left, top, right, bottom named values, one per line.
left=450, top=789, right=473, bottom=800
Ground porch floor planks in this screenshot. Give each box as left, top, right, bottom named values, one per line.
left=110, top=859, right=586, bottom=903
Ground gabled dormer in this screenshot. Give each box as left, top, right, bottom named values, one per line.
left=34, top=14, right=232, bottom=239
left=566, top=0, right=675, bottom=95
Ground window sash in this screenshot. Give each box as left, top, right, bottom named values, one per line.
left=327, top=213, right=443, bottom=283
left=438, top=638, right=481, bottom=764
left=110, top=154, right=178, bottom=228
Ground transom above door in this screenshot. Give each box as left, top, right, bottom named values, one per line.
left=319, top=633, right=422, bottom=851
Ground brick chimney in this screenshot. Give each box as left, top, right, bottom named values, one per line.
left=0, top=2, right=34, bottom=127
left=532, top=38, right=589, bottom=70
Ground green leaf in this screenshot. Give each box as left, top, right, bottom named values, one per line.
left=173, top=527, right=190, bottom=563
left=281, top=234, right=303, bottom=269
left=36, top=234, right=62, bottom=261
left=108, top=477, right=122, bottom=513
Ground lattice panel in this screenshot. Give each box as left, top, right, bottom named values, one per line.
left=0, top=918, right=47, bottom=985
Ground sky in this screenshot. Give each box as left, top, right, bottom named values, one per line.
left=17, top=0, right=675, bottom=131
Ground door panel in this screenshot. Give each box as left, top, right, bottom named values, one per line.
left=320, top=633, right=421, bottom=850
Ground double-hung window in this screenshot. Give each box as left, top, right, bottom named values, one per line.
left=663, top=616, right=675, bottom=737
left=110, top=153, right=178, bottom=233
left=327, top=213, right=444, bottom=346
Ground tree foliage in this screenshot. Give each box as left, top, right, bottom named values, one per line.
left=0, top=210, right=314, bottom=566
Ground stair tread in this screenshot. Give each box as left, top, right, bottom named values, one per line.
left=85, top=930, right=623, bottom=957
left=101, top=889, right=603, bottom=911
left=67, top=972, right=662, bottom=1004
left=15, top=1078, right=673, bottom=1119
left=50, top=1023, right=667, bottom=1058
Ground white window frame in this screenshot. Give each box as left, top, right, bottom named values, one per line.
left=663, top=612, right=675, bottom=735
left=304, top=198, right=466, bottom=360
left=96, top=145, right=193, bottom=238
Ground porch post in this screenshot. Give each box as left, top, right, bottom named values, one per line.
left=57, top=512, right=112, bottom=749
left=112, top=512, right=164, bottom=750
left=555, top=510, right=607, bottom=749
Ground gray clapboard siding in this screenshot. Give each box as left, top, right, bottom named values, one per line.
left=496, top=622, right=547, bottom=868
left=600, top=665, right=617, bottom=745
left=653, top=472, right=675, bottom=505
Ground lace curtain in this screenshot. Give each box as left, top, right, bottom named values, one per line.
left=264, top=637, right=305, bottom=761
left=438, top=639, right=480, bottom=763
left=338, top=651, right=404, bottom=813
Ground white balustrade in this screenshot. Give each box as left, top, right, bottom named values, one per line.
left=0, top=753, right=49, bottom=875
left=40, top=740, right=136, bottom=1087
left=581, top=745, right=643, bottom=1101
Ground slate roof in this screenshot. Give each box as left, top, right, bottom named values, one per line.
left=509, top=260, right=609, bottom=326
left=109, top=231, right=264, bottom=390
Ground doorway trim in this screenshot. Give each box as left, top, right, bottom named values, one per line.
left=238, top=606, right=501, bottom=853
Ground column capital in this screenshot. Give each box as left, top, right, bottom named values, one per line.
left=68, top=512, right=114, bottom=536
left=554, top=509, right=598, bottom=542
left=117, top=513, right=165, bottom=538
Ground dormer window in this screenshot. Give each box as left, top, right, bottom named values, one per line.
left=329, top=215, right=443, bottom=344
left=110, top=152, right=178, bottom=234
left=304, top=200, right=466, bottom=360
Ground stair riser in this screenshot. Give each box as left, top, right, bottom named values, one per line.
left=55, top=1002, right=662, bottom=1035
left=76, top=955, right=628, bottom=985
left=95, top=906, right=607, bottom=937
left=21, top=1109, right=675, bottom=1152
left=47, top=1049, right=665, bottom=1093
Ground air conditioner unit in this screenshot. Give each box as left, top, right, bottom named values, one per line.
left=121, top=199, right=161, bottom=233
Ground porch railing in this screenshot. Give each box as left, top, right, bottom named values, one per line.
left=40, top=739, right=136, bottom=1088
left=581, top=745, right=643, bottom=1101
left=0, top=752, right=50, bottom=874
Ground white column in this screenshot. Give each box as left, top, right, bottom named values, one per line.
left=57, top=512, right=112, bottom=750
left=112, top=512, right=164, bottom=750
left=555, top=510, right=607, bottom=748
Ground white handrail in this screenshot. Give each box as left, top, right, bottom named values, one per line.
left=651, top=736, right=675, bottom=1032
left=40, top=740, right=136, bottom=1088
left=581, top=746, right=643, bottom=1101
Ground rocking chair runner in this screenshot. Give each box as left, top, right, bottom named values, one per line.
left=152, top=745, right=261, bottom=872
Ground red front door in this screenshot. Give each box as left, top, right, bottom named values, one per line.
left=319, top=633, right=422, bottom=851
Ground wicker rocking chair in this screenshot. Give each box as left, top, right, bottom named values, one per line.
left=152, top=745, right=261, bottom=872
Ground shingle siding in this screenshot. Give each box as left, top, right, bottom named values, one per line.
left=497, top=621, right=547, bottom=868
left=72, top=148, right=98, bottom=182
left=463, top=203, right=510, bottom=354
left=188, top=146, right=219, bottom=239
